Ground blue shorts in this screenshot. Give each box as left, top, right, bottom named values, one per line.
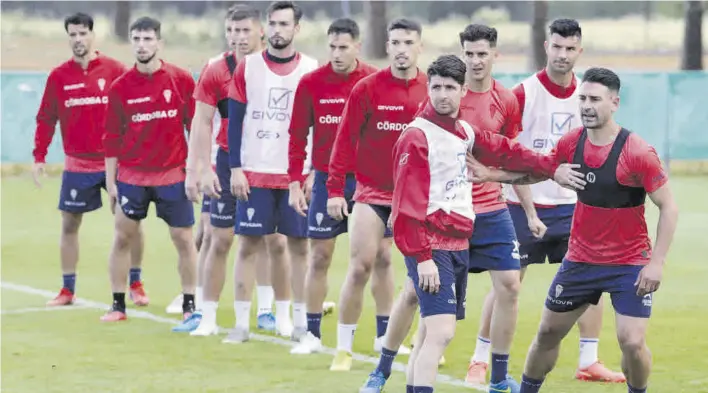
left=235, top=187, right=308, bottom=238
left=58, top=171, right=106, bottom=214
left=546, top=259, right=652, bottom=318
left=201, top=197, right=211, bottom=214
left=405, top=249, right=469, bottom=321
left=508, top=204, right=574, bottom=267
left=468, top=208, right=521, bottom=273
left=308, top=171, right=392, bottom=239
left=210, top=148, right=237, bottom=228
left=116, top=181, right=195, bottom=227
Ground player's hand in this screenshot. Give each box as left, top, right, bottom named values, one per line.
left=527, top=214, right=547, bottom=239
left=553, top=163, right=586, bottom=191
left=288, top=181, right=308, bottom=217
left=387, top=214, right=393, bottom=231
left=326, top=197, right=349, bottom=221
left=635, top=262, right=663, bottom=297
left=417, top=260, right=440, bottom=294
left=107, top=183, right=118, bottom=215
left=32, top=162, right=46, bottom=188
left=185, top=170, right=201, bottom=203
left=201, top=169, right=222, bottom=199
left=230, top=168, right=250, bottom=201
left=303, top=172, right=315, bottom=203
left=466, top=152, right=491, bottom=183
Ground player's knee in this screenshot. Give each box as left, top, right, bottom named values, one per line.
left=535, top=321, right=567, bottom=348
left=374, top=242, right=392, bottom=268
left=310, top=245, right=333, bottom=274
left=494, top=274, right=521, bottom=302
left=61, top=212, right=83, bottom=234
left=617, top=330, right=646, bottom=356
left=169, top=228, right=195, bottom=253
left=266, top=235, right=288, bottom=259
left=113, top=227, right=134, bottom=251
left=403, top=285, right=419, bottom=307
left=237, top=235, right=262, bottom=259
left=349, top=260, right=373, bottom=287
left=211, top=229, right=234, bottom=256
left=424, top=319, right=456, bottom=347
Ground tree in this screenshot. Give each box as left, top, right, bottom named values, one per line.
left=364, top=0, right=387, bottom=59
left=114, top=1, right=131, bottom=42
left=529, top=0, right=548, bottom=71
left=681, top=0, right=704, bottom=70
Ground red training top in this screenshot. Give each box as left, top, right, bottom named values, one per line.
left=34, top=52, right=127, bottom=172
left=104, top=60, right=195, bottom=186
left=193, top=52, right=238, bottom=152
left=551, top=127, right=668, bottom=265
left=327, top=67, right=428, bottom=205
left=287, top=60, right=377, bottom=183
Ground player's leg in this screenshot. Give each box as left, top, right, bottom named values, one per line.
left=101, top=181, right=149, bottom=321
left=128, top=223, right=149, bottom=306
left=49, top=171, right=105, bottom=306
left=223, top=187, right=277, bottom=343
left=255, top=237, right=275, bottom=329
left=371, top=235, right=397, bottom=351
left=265, top=233, right=292, bottom=336
left=331, top=203, right=387, bottom=371
left=406, top=320, right=426, bottom=393
left=196, top=200, right=213, bottom=307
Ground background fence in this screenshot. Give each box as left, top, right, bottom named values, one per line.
left=1, top=70, right=707, bottom=165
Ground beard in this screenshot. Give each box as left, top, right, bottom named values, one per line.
left=269, top=35, right=292, bottom=50
left=72, top=46, right=88, bottom=58
left=136, top=52, right=156, bottom=65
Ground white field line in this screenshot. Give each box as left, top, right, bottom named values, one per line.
left=1, top=281, right=485, bottom=391
left=1, top=305, right=93, bottom=315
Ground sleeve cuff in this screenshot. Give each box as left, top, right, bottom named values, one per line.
left=412, top=250, right=433, bottom=263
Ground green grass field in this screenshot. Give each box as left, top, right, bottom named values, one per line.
left=2, top=175, right=707, bottom=393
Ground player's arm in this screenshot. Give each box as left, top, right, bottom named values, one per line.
left=33, top=72, right=59, bottom=165
left=182, top=72, right=197, bottom=133
left=647, top=183, right=678, bottom=267
left=226, top=61, right=248, bottom=170
left=391, top=128, right=431, bottom=263
left=326, top=81, right=369, bottom=198
left=103, top=85, right=126, bottom=194
left=287, top=76, right=315, bottom=185
left=187, top=65, right=217, bottom=174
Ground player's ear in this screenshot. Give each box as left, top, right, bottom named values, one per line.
left=611, top=93, right=620, bottom=112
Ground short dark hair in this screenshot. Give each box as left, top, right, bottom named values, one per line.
left=266, top=1, right=303, bottom=24
left=387, top=18, right=422, bottom=36
left=226, top=4, right=260, bottom=22
left=582, top=67, right=621, bottom=93
left=427, top=55, right=466, bottom=87
left=64, top=13, right=94, bottom=32
left=130, top=17, right=162, bottom=38
left=549, top=18, right=582, bottom=39
left=327, top=18, right=360, bottom=40
left=459, top=24, right=497, bottom=48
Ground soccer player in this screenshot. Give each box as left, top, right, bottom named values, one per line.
left=174, top=4, right=284, bottom=334
left=223, top=1, right=318, bottom=343
left=286, top=18, right=380, bottom=354
left=391, top=54, right=566, bottom=393
left=482, top=19, right=623, bottom=382
left=100, top=17, right=197, bottom=323
left=325, top=18, right=427, bottom=371
left=477, top=67, right=678, bottom=393
left=33, top=13, right=148, bottom=308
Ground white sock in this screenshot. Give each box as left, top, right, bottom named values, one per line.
left=293, top=302, right=307, bottom=329
left=201, top=300, right=218, bottom=326
left=275, top=300, right=291, bottom=327
left=579, top=338, right=599, bottom=369
left=471, top=336, right=492, bottom=364
left=337, top=323, right=357, bottom=353
left=195, top=286, right=204, bottom=311
left=257, top=286, right=274, bottom=316
left=234, top=301, right=251, bottom=331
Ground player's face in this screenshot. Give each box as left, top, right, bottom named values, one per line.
left=225, top=18, right=263, bottom=56
left=131, top=29, right=161, bottom=64
left=328, top=33, right=360, bottom=74
left=545, top=33, right=583, bottom=74
left=578, top=82, right=619, bottom=129
left=461, top=39, right=497, bottom=82
left=67, top=24, right=94, bottom=58
left=267, top=9, right=300, bottom=50
left=428, top=75, right=467, bottom=117
left=386, top=29, right=422, bottom=71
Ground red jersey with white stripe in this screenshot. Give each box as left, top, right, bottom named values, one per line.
left=103, top=61, right=195, bottom=186
left=34, top=52, right=127, bottom=172
left=193, top=52, right=237, bottom=152
left=327, top=67, right=428, bottom=205
left=287, top=60, right=377, bottom=183
left=551, top=127, right=668, bottom=265
left=393, top=104, right=559, bottom=263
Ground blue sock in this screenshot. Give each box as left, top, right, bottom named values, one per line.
left=413, top=387, right=433, bottom=393
left=376, top=346, right=397, bottom=378
left=129, top=268, right=141, bottom=285
left=627, top=383, right=647, bottom=393
left=406, top=385, right=414, bottom=393
left=490, top=353, right=510, bottom=384
left=306, top=312, right=322, bottom=338
left=520, top=374, right=544, bottom=393
left=376, top=315, right=390, bottom=338
left=62, top=273, right=76, bottom=293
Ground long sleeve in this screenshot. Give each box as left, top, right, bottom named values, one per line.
left=103, top=85, right=125, bottom=159
left=391, top=128, right=432, bottom=263
left=182, top=73, right=196, bottom=132
left=472, top=129, right=558, bottom=179
left=33, top=73, right=59, bottom=163
left=326, top=81, right=369, bottom=198
left=227, top=61, right=248, bottom=169
left=287, top=77, right=314, bottom=182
